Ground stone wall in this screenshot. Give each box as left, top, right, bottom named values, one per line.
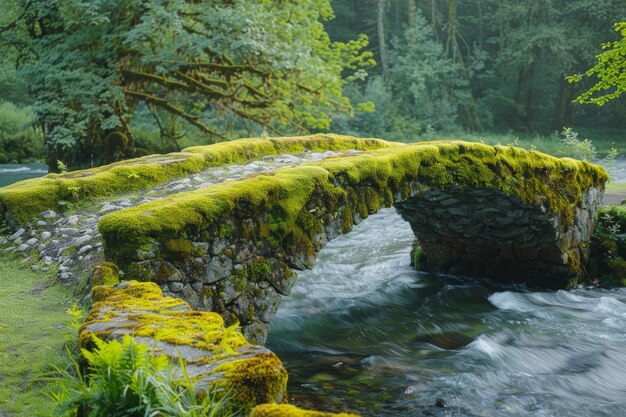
left=107, top=171, right=389, bottom=344
left=395, top=186, right=604, bottom=287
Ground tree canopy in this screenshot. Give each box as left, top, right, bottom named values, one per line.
left=1, top=0, right=625, bottom=168
left=2, top=0, right=373, bottom=168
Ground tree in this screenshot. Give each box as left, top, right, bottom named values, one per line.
left=568, top=22, right=626, bottom=105
left=3, top=0, right=373, bottom=169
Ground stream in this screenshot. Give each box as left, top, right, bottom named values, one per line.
left=266, top=208, right=626, bottom=417
left=0, top=163, right=47, bottom=187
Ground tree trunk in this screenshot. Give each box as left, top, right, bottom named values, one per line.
left=564, top=83, right=576, bottom=127
left=408, top=0, right=416, bottom=28
left=524, top=64, right=536, bottom=132
left=445, top=0, right=457, bottom=57
left=377, top=0, right=389, bottom=79
left=551, top=76, right=566, bottom=131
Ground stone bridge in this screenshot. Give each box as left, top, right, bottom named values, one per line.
left=0, top=135, right=607, bottom=344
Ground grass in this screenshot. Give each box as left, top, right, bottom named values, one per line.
left=416, top=130, right=625, bottom=157
left=606, top=183, right=626, bottom=194
left=0, top=255, right=75, bottom=417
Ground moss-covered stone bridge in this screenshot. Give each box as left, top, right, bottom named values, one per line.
left=0, top=135, right=608, bottom=415
left=1, top=135, right=607, bottom=340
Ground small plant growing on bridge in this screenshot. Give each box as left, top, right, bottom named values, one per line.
left=57, top=160, right=68, bottom=173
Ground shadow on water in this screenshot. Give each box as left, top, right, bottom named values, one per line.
left=266, top=208, right=626, bottom=417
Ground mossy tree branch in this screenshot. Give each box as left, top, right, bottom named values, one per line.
left=123, top=89, right=226, bottom=139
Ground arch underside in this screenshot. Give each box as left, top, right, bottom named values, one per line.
left=395, top=186, right=598, bottom=288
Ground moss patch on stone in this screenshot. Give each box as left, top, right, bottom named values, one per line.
left=313, top=141, right=606, bottom=227
left=0, top=135, right=397, bottom=227
left=0, top=152, right=206, bottom=226
left=100, top=141, right=606, bottom=267
left=183, top=134, right=397, bottom=164
left=250, top=404, right=360, bottom=417
left=99, top=165, right=341, bottom=263
left=90, top=261, right=120, bottom=287
left=81, top=281, right=288, bottom=413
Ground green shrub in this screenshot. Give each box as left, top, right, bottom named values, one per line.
left=50, top=335, right=236, bottom=417
left=0, top=101, right=43, bottom=163
left=559, top=127, right=595, bottom=161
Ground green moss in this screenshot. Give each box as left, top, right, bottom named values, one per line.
left=364, top=187, right=381, bottom=213
left=250, top=404, right=360, bottom=417
left=164, top=238, right=193, bottom=260
left=313, top=141, right=607, bottom=227
left=588, top=206, right=626, bottom=286
left=213, top=353, right=288, bottom=411
left=340, top=206, right=353, bottom=234
left=99, top=166, right=334, bottom=261
left=154, top=262, right=179, bottom=284
left=61, top=246, right=78, bottom=256
left=0, top=135, right=397, bottom=226
left=249, top=259, right=272, bottom=282
left=125, top=262, right=153, bottom=282
left=91, top=262, right=120, bottom=287
left=98, top=140, right=606, bottom=286
left=82, top=281, right=288, bottom=413
left=218, top=222, right=235, bottom=239
left=410, top=240, right=422, bottom=268
left=183, top=134, right=398, bottom=164
left=606, top=258, right=626, bottom=286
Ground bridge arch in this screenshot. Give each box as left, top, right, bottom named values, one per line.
left=98, top=138, right=607, bottom=343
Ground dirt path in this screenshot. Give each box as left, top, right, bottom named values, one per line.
left=603, top=192, right=626, bottom=206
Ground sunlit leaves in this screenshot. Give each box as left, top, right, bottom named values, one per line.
left=568, top=22, right=626, bottom=105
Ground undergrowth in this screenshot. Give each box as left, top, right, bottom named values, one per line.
left=48, top=335, right=238, bottom=417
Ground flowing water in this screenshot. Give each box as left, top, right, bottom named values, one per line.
left=0, top=163, right=47, bottom=187
left=266, top=208, right=626, bottom=417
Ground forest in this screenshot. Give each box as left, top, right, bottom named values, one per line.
left=0, top=0, right=624, bottom=168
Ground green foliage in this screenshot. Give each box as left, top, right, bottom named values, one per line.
left=50, top=335, right=235, bottom=417
left=388, top=13, right=469, bottom=130
left=57, top=160, right=69, bottom=173
left=568, top=22, right=626, bottom=105
left=589, top=207, right=626, bottom=287
left=5, top=0, right=373, bottom=169
left=559, top=127, right=596, bottom=161
left=65, top=302, right=85, bottom=333
left=0, top=101, right=43, bottom=163
left=331, top=11, right=466, bottom=140
left=326, top=0, right=626, bottom=137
